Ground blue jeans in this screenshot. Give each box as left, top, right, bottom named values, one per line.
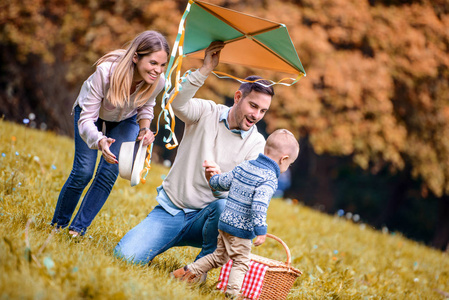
left=51, top=105, right=139, bottom=234
left=114, top=198, right=226, bottom=265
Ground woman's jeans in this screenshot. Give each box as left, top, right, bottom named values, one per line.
left=51, top=105, right=139, bottom=235
left=114, top=197, right=226, bottom=265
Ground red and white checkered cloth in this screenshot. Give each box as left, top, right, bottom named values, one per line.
left=217, top=259, right=269, bottom=299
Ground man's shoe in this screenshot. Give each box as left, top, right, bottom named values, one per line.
left=170, top=266, right=203, bottom=284
left=69, top=230, right=80, bottom=238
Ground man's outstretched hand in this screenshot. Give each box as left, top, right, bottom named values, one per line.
left=199, top=41, right=225, bottom=76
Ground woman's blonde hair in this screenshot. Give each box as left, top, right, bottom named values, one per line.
left=96, top=31, right=170, bottom=107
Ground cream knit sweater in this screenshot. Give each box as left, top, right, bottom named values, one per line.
left=162, top=70, right=266, bottom=210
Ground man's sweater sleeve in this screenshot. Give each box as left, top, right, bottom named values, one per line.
left=170, top=70, right=209, bottom=124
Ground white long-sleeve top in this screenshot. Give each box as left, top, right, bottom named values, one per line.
left=73, top=61, right=165, bottom=149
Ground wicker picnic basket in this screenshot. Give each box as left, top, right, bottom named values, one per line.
left=249, top=233, right=302, bottom=300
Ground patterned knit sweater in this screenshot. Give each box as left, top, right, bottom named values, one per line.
left=210, top=153, right=280, bottom=239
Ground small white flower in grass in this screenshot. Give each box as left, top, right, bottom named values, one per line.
left=44, top=256, right=55, bottom=276
left=29, top=113, right=36, bottom=120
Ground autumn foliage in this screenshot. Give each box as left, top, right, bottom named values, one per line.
left=1, top=1, right=449, bottom=233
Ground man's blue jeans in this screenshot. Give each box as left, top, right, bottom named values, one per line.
left=51, top=105, right=139, bottom=234
left=114, top=198, right=226, bottom=265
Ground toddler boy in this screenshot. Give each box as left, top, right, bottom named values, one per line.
left=171, top=129, right=299, bottom=298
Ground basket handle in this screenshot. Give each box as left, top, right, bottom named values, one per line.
left=265, top=233, right=292, bottom=266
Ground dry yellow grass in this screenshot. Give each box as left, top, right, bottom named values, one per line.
left=1, top=119, right=448, bottom=299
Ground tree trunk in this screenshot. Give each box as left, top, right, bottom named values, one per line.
left=432, top=195, right=449, bottom=251
left=287, top=136, right=337, bottom=212
left=374, top=169, right=410, bottom=228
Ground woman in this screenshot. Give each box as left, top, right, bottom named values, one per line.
left=51, top=31, right=169, bottom=237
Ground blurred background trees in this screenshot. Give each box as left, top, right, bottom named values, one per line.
left=1, top=0, right=448, bottom=250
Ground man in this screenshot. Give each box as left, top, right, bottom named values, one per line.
left=114, top=42, right=274, bottom=271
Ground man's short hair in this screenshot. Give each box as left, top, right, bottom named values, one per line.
left=238, top=76, right=275, bottom=99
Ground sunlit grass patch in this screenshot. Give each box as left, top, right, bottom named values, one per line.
left=1, top=119, right=448, bottom=299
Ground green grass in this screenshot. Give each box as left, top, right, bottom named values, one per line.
left=1, top=119, right=448, bottom=299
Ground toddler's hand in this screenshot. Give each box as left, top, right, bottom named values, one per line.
left=253, top=235, right=266, bottom=246
left=203, top=160, right=221, bottom=182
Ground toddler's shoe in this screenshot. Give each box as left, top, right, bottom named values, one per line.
left=170, top=266, right=204, bottom=284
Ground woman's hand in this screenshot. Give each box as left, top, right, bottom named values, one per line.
left=137, top=128, right=155, bottom=147
left=98, top=137, right=118, bottom=164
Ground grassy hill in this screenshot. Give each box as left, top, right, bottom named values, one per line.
left=1, top=119, right=448, bottom=299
